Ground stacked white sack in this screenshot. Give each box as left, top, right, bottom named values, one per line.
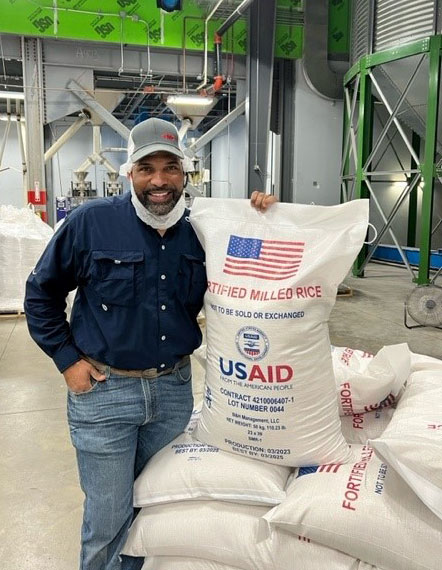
left=410, top=351, right=442, bottom=372
left=333, top=344, right=410, bottom=415
left=126, top=409, right=380, bottom=569
left=333, top=343, right=410, bottom=443
left=369, top=369, right=442, bottom=520
left=133, top=408, right=291, bottom=507
left=263, top=443, right=442, bottom=570
left=142, top=559, right=242, bottom=570
left=125, top=349, right=442, bottom=569
left=0, top=205, right=53, bottom=312
left=340, top=406, right=395, bottom=444
left=124, top=499, right=381, bottom=570
left=141, top=558, right=379, bottom=570
left=189, top=198, right=369, bottom=466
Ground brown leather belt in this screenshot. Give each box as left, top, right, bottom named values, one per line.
left=83, top=355, right=190, bottom=379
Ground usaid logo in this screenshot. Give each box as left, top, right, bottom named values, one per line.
left=235, top=326, right=269, bottom=361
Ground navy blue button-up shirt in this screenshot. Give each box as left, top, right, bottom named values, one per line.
left=24, top=193, right=206, bottom=372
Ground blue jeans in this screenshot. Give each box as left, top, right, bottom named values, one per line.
left=67, top=362, right=194, bottom=570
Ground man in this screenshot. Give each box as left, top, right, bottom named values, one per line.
left=24, top=117, right=276, bottom=570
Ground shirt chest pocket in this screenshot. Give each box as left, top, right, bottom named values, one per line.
left=179, top=254, right=207, bottom=309
left=91, top=250, right=144, bottom=307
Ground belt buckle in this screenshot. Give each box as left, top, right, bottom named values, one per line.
left=142, top=366, right=160, bottom=379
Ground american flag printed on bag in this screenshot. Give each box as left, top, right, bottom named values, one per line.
left=223, top=235, right=305, bottom=281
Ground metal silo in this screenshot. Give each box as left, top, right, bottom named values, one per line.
left=343, top=0, right=442, bottom=284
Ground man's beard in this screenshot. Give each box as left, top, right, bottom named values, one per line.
left=138, top=187, right=182, bottom=215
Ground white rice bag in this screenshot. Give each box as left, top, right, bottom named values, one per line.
left=189, top=198, right=368, bottom=466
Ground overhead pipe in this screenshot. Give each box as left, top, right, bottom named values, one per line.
left=16, top=110, right=27, bottom=171
left=15, top=107, right=28, bottom=204
left=178, top=118, right=192, bottom=142
left=198, top=0, right=257, bottom=94
left=0, top=118, right=11, bottom=167
left=185, top=99, right=246, bottom=156
left=303, top=0, right=345, bottom=100
left=75, top=125, right=118, bottom=175
left=212, top=33, right=224, bottom=93
left=197, top=0, right=226, bottom=91
left=75, top=156, right=93, bottom=174
left=33, top=1, right=155, bottom=81
left=0, top=101, right=12, bottom=169
left=216, top=0, right=255, bottom=36
left=92, top=126, right=119, bottom=174
left=98, top=154, right=118, bottom=174
left=44, top=114, right=89, bottom=162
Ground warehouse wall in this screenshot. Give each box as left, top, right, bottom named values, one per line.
left=0, top=121, right=25, bottom=209
left=292, top=60, right=344, bottom=206
left=211, top=115, right=247, bottom=199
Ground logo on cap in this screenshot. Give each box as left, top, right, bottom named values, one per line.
left=162, top=133, right=177, bottom=141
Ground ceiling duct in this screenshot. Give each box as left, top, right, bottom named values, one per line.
left=303, top=0, right=345, bottom=100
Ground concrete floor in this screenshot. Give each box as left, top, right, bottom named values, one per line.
left=0, top=262, right=441, bottom=570
left=330, top=263, right=442, bottom=359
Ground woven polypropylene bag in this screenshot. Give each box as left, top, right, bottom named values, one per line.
left=332, top=344, right=410, bottom=415
left=0, top=205, right=53, bottom=311
left=264, top=444, right=442, bottom=570
left=142, top=558, right=242, bottom=570
left=133, top=430, right=290, bottom=507
left=189, top=198, right=368, bottom=466
left=370, top=369, right=442, bottom=520
left=142, top=557, right=379, bottom=570
left=340, top=407, right=395, bottom=444
left=123, top=499, right=380, bottom=570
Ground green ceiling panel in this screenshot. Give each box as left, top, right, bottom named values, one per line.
left=275, top=25, right=303, bottom=59
left=328, top=0, right=350, bottom=55
left=2, top=0, right=302, bottom=58
left=1, top=1, right=348, bottom=60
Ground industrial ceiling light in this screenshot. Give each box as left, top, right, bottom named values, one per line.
left=165, top=94, right=218, bottom=129
left=166, top=94, right=215, bottom=107
left=0, top=92, right=25, bottom=100
left=156, top=0, right=182, bottom=12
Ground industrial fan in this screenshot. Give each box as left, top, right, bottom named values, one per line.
left=404, top=283, right=442, bottom=329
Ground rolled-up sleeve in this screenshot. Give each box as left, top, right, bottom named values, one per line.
left=24, top=218, right=81, bottom=372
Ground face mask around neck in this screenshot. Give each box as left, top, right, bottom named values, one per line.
left=130, top=183, right=186, bottom=230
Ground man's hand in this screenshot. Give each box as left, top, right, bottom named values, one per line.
left=250, top=191, right=278, bottom=212
left=63, top=359, right=106, bottom=393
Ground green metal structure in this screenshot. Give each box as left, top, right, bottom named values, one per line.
left=341, top=35, right=442, bottom=284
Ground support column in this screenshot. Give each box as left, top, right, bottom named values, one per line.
left=44, top=125, right=54, bottom=226
left=407, top=131, right=421, bottom=247
left=353, top=63, right=374, bottom=277
left=418, top=35, right=442, bottom=284
left=22, top=37, right=46, bottom=219
left=246, top=0, right=276, bottom=195
left=341, top=85, right=350, bottom=203
left=279, top=60, right=296, bottom=204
